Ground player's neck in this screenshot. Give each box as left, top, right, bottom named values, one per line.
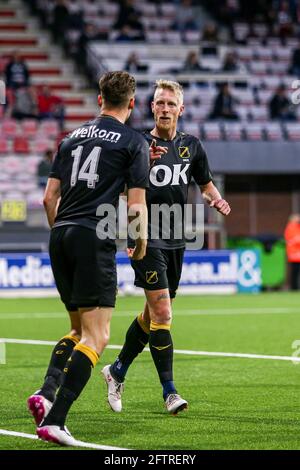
left=151, top=126, right=177, bottom=141
left=99, top=108, right=128, bottom=124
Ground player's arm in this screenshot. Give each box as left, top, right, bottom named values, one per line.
left=127, top=187, right=148, bottom=260
left=43, top=177, right=61, bottom=228
left=200, top=181, right=231, bottom=216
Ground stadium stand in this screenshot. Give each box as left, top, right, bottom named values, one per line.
left=0, top=0, right=300, bottom=244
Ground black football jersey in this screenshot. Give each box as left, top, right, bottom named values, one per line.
left=143, top=130, right=212, bottom=249
left=50, top=116, right=149, bottom=231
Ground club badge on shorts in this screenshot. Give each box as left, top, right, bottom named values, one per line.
left=146, top=271, right=158, bottom=284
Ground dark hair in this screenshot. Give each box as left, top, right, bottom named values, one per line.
left=99, top=71, right=136, bottom=107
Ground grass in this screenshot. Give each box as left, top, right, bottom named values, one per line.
left=1, top=293, right=300, bottom=450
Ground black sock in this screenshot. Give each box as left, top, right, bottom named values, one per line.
left=149, top=329, right=177, bottom=399
left=111, top=318, right=149, bottom=382
left=40, top=337, right=77, bottom=402
left=42, top=349, right=95, bottom=427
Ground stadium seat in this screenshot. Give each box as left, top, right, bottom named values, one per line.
left=15, top=180, right=37, bottom=193
left=1, top=119, right=19, bottom=139
left=269, top=62, right=287, bottom=76
left=22, top=119, right=38, bottom=139
left=3, top=190, right=25, bottom=200
left=244, top=122, right=264, bottom=140
left=275, top=47, right=291, bottom=62
left=2, top=156, right=24, bottom=174
left=257, top=89, right=273, bottom=105
left=0, top=137, right=9, bottom=154
left=250, top=105, right=268, bottom=121
left=184, top=31, right=201, bottom=43
left=26, top=156, right=42, bottom=175
left=285, top=122, right=300, bottom=140
left=31, top=138, right=53, bottom=155
left=224, top=122, right=243, bottom=141
left=183, top=122, right=200, bottom=137
left=236, top=46, right=253, bottom=62
left=165, top=31, right=182, bottom=44
left=265, top=122, right=284, bottom=140
left=254, top=46, right=273, bottom=61
left=39, top=120, right=59, bottom=138
left=0, top=181, right=16, bottom=193
left=250, top=61, right=267, bottom=76
left=202, top=122, right=222, bottom=141
left=13, top=136, right=30, bottom=154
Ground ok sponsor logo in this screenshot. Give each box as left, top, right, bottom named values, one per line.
left=150, top=164, right=190, bottom=187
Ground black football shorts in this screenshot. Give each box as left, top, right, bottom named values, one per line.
left=130, top=247, right=185, bottom=299
left=49, top=225, right=117, bottom=310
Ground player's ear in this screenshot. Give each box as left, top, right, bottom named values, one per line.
left=128, top=97, right=135, bottom=109
left=98, top=95, right=102, bottom=107
left=179, top=104, right=185, bottom=117
left=151, top=101, right=155, bottom=114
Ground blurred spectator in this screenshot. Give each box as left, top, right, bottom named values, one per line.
left=290, top=42, right=300, bottom=77
left=51, top=0, right=69, bottom=43
left=210, top=83, right=238, bottom=120
left=181, top=51, right=208, bottom=72
left=222, top=52, right=240, bottom=72
left=11, top=86, right=38, bottom=120
left=67, top=0, right=84, bottom=30
left=284, top=213, right=300, bottom=290
left=172, top=0, right=198, bottom=32
left=5, top=52, right=30, bottom=90
left=114, top=0, right=138, bottom=30
left=124, top=53, right=148, bottom=72
left=201, top=23, right=219, bottom=42
left=37, top=85, right=65, bottom=129
left=37, top=149, right=54, bottom=188
left=277, top=0, right=294, bottom=39
left=269, top=84, right=296, bottom=120
left=76, top=23, right=107, bottom=72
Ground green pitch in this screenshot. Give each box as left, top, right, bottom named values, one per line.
left=1, top=293, right=300, bottom=450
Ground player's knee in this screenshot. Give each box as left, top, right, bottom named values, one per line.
left=152, top=305, right=172, bottom=324
left=94, top=331, right=110, bottom=353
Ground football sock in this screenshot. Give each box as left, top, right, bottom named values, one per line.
left=42, top=343, right=98, bottom=427
left=149, top=321, right=177, bottom=400
left=40, top=335, right=79, bottom=402
left=110, top=315, right=149, bottom=382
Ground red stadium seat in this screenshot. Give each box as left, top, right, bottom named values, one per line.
left=13, top=136, right=30, bottom=153
left=22, top=119, right=38, bottom=139
left=1, top=119, right=19, bottom=139
left=0, top=137, right=9, bottom=154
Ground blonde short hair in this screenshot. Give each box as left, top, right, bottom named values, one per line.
left=153, top=79, right=184, bottom=105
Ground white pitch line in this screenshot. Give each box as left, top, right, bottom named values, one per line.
left=0, top=429, right=128, bottom=450
left=2, top=337, right=300, bottom=363
left=0, top=307, right=300, bottom=320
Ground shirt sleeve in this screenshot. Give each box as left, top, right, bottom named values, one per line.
left=191, top=140, right=213, bottom=185
left=49, top=145, right=62, bottom=180
left=125, top=134, right=150, bottom=189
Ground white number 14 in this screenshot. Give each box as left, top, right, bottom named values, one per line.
left=70, top=145, right=102, bottom=188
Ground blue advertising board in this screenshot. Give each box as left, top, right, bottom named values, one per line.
left=0, top=249, right=261, bottom=295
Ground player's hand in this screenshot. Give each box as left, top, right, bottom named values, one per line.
left=127, top=239, right=147, bottom=260
left=210, top=199, right=231, bottom=216
left=150, top=139, right=168, bottom=166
